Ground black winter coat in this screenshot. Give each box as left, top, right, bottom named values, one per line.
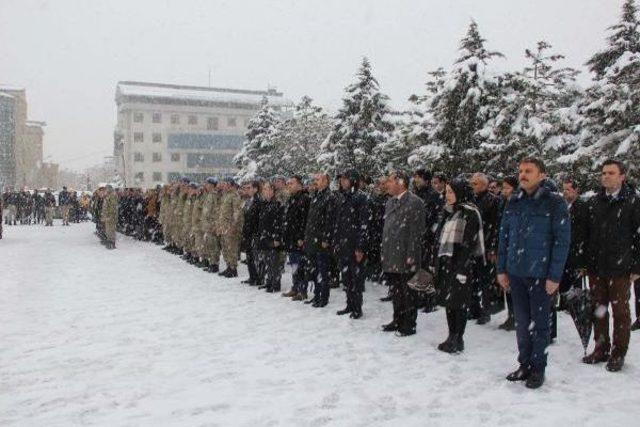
left=284, top=191, right=310, bottom=251
left=433, top=205, right=482, bottom=309
left=415, top=185, right=445, bottom=265
left=566, top=197, right=588, bottom=269
left=58, top=190, right=70, bottom=206
left=257, top=199, right=284, bottom=251
left=473, top=190, right=500, bottom=254
left=242, top=195, right=261, bottom=250
left=581, top=185, right=640, bottom=277
left=330, top=188, right=369, bottom=260
left=304, top=188, right=335, bottom=255
left=366, top=193, right=388, bottom=258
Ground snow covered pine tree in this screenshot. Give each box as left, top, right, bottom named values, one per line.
left=317, top=57, right=395, bottom=178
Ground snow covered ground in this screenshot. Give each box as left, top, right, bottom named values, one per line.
left=1, top=222, right=638, bottom=427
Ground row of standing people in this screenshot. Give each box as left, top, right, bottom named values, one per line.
left=100, top=156, right=640, bottom=390
left=1, top=186, right=90, bottom=227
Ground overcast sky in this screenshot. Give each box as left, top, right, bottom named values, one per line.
left=0, top=0, right=622, bottom=171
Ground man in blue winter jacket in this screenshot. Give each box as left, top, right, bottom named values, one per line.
left=497, top=157, right=570, bottom=389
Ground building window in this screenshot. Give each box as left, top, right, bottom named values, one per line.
left=171, top=114, right=180, bottom=124
left=134, top=172, right=144, bottom=183
left=152, top=133, right=162, bottom=143
left=133, top=112, right=144, bottom=123
left=153, top=172, right=162, bottom=182
left=188, top=115, right=198, bottom=125
left=152, top=112, right=162, bottom=123
left=133, top=132, right=144, bottom=143
left=171, top=153, right=180, bottom=162
left=207, top=117, right=219, bottom=130
left=134, top=152, right=144, bottom=162
left=227, top=117, right=237, bottom=127
left=152, top=152, right=162, bottom=162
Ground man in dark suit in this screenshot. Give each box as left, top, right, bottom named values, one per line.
left=381, top=171, right=426, bottom=336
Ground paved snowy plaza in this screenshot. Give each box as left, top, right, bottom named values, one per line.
left=1, top=222, right=638, bottom=426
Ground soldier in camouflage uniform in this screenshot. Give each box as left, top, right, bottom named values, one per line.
left=102, top=185, right=119, bottom=250
left=201, top=177, right=222, bottom=273
left=179, top=183, right=197, bottom=260
left=189, top=185, right=206, bottom=266
left=217, top=177, right=244, bottom=277
left=169, top=180, right=190, bottom=255
left=158, top=184, right=173, bottom=247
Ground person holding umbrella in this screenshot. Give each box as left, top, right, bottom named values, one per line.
left=497, top=157, right=571, bottom=389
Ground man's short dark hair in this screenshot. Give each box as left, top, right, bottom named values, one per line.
left=250, top=180, right=261, bottom=191
left=601, top=159, right=627, bottom=175
left=562, top=177, right=581, bottom=191
left=413, top=169, right=433, bottom=182
left=433, top=173, right=448, bottom=183
left=520, top=157, right=546, bottom=173
left=290, top=175, right=304, bottom=185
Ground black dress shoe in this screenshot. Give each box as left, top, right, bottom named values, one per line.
left=207, top=264, right=219, bottom=273
left=381, top=322, right=398, bottom=332
left=582, top=350, right=610, bottom=364
left=506, top=366, right=531, bottom=382
left=606, top=356, right=625, bottom=372
left=336, top=308, right=352, bottom=316
left=304, top=299, right=317, bottom=305
left=350, top=311, right=362, bottom=319
left=437, top=335, right=455, bottom=352
left=312, top=301, right=328, bottom=308
left=476, top=314, right=491, bottom=325
left=525, top=371, right=545, bottom=389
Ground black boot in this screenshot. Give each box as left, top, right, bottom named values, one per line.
left=336, top=307, right=352, bottom=316
left=499, top=315, right=516, bottom=331
left=207, top=264, right=219, bottom=273
left=455, top=310, right=467, bottom=352
left=506, top=365, right=531, bottom=382
left=438, top=309, right=457, bottom=352
left=525, top=370, right=545, bottom=389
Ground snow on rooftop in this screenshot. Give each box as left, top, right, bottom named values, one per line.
left=0, top=86, right=25, bottom=92
left=116, top=81, right=290, bottom=107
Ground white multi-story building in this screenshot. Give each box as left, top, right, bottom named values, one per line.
left=114, top=81, right=290, bottom=188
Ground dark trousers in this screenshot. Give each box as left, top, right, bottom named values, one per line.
left=340, top=258, right=365, bottom=314
left=471, top=262, right=495, bottom=317
left=309, top=252, right=331, bottom=304
left=289, top=250, right=308, bottom=294
left=246, top=245, right=259, bottom=283
left=634, top=278, right=640, bottom=320
left=446, top=308, right=468, bottom=337
left=589, top=275, right=632, bottom=358
left=387, top=272, right=417, bottom=333
left=510, top=276, right=552, bottom=372
left=257, top=249, right=282, bottom=291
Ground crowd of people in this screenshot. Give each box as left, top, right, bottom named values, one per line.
left=0, top=186, right=91, bottom=238
left=86, top=157, right=640, bottom=389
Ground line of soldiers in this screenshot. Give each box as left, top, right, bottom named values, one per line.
left=2, top=187, right=84, bottom=228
